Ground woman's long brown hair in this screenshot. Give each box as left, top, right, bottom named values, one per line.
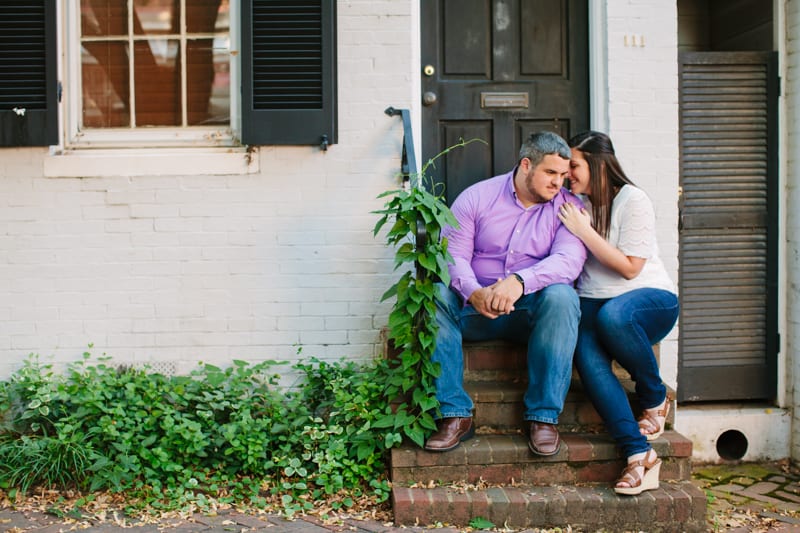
left=568, top=131, right=636, bottom=239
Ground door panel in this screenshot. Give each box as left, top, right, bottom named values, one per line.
left=443, top=0, right=491, bottom=76
left=441, top=122, right=494, bottom=198
left=520, top=0, right=565, bottom=75
left=677, top=51, right=778, bottom=402
left=421, top=0, right=588, bottom=205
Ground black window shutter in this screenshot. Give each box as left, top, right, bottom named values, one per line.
left=241, top=0, right=337, bottom=146
left=677, top=51, right=779, bottom=402
left=0, top=0, right=58, bottom=147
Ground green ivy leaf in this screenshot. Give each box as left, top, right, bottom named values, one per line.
left=469, top=517, right=496, bottom=529
left=402, top=424, right=425, bottom=448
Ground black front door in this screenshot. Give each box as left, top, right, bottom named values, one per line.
left=421, top=0, right=589, bottom=205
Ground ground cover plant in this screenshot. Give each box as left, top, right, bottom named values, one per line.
left=0, top=351, right=396, bottom=519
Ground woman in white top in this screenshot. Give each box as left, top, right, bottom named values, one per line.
left=557, top=131, right=679, bottom=496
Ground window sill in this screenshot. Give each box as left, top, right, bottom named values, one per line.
left=43, top=146, right=259, bottom=178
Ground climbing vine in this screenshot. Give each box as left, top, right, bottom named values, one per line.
left=372, top=138, right=485, bottom=447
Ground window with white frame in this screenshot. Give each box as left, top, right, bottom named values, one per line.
left=80, top=0, right=231, bottom=129
left=0, top=0, right=336, bottom=149
left=68, top=0, right=237, bottom=147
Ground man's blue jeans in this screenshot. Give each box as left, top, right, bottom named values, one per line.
left=574, top=288, right=679, bottom=457
left=431, top=282, right=580, bottom=424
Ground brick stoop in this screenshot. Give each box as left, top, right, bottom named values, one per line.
left=389, top=340, right=706, bottom=531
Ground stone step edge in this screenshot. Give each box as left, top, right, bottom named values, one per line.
left=391, top=481, right=706, bottom=531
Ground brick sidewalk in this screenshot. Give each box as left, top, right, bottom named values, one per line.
left=692, top=461, right=800, bottom=532
left=0, top=508, right=442, bottom=533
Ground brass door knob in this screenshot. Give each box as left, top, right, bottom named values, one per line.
left=423, top=65, right=435, bottom=76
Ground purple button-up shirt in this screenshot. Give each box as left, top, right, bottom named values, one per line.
left=443, top=168, right=587, bottom=303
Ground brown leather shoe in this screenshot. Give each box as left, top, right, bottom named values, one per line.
left=424, top=417, right=475, bottom=452
left=528, top=421, right=561, bottom=456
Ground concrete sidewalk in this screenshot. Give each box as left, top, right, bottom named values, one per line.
left=3, top=461, right=800, bottom=532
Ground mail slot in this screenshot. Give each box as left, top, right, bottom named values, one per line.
left=481, top=92, right=529, bottom=109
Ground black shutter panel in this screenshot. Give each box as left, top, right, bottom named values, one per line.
left=0, top=0, right=57, bottom=147
left=241, top=0, right=337, bottom=146
left=677, top=52, right=779, bottom=402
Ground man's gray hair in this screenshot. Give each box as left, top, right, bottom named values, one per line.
left=518, top=131, right=571, bottom=169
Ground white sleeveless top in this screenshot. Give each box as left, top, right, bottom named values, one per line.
left=577, top=185, right=675, bottom=298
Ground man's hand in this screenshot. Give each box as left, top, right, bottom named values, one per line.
left=468, top=276, right=524, bottom=318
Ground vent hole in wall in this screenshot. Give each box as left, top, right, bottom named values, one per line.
left=716, top=429, right=748, bottom=460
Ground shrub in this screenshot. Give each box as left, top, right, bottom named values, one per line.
left=0, top=351, right=393, bottom=518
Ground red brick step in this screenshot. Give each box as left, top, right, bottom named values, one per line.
left=469, top=377, right=676, bottom=432
left=392, top=481, right=707, bottom=532
left=390, top=430, right=692, bottom=486
left=463, top=339, right=659, bottom=382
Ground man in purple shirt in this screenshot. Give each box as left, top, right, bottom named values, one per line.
left=424, top=131, right=587, bottom=456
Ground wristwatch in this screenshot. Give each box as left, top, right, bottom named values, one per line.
left=512, top=273, right=524, bottom=291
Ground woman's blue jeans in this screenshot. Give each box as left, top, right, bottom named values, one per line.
left=431, top=282, right=580, bottom=424
left=574, top=288, right=679, bottom=457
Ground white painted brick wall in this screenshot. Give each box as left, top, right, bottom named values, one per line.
left=786, top=0, right=800, bottom=462
left=605, top=0, right=680, bottom=388
left=0, top=0, right=412, bottom=378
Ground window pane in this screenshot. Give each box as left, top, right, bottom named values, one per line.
left=187, top=38, right=229, bottom=125
left=134, top=39, right=180, bottom=126
left=76, top=0, right=232, bottom=132
left=82, top=42, right=130, bottom=127
left=81, top=0, right=128, bottom=37
left=186, top=0, right=228, bottom=33
left=133, top=0, right=177, bottom=35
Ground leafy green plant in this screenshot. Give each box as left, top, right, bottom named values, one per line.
left=469, top=516, right=496, bottom=529
left=0, top=432, right=97, bottom=494
left=372, top=138, right=485, bottom=447
left=0, top=350, right=393, bottom=518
